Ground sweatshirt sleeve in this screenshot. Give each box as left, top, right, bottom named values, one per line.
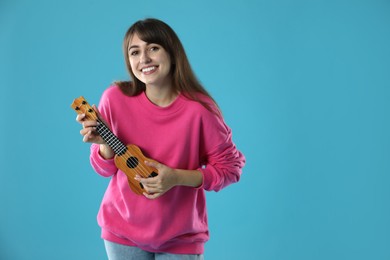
left=197, top=111, right=245, bottom=192
left=90, top=144, right=117, bottom=177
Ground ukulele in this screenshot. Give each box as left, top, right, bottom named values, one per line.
left=71, top=96, right=158, bottom=195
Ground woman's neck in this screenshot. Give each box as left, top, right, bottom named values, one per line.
left=145, top=85, right=178, bottom=107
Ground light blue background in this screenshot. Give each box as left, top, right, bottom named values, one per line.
left=1, top=0, right=389, bottom=259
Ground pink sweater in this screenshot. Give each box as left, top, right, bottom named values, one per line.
left=90, top=85, right=245, bottom=254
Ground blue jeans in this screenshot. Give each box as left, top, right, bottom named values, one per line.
left=104, top=240, right=205, bottom=260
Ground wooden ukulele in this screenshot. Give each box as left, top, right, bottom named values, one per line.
left=71, top=96, right=158, bottom=195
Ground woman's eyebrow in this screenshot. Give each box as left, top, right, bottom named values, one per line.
left=128, top=45, right=139, bottom=50
left=129, top=43, right=154, bottom=51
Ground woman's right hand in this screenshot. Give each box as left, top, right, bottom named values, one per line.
left=76, top=105, right=115, bottom=159
left=75, top=105, right=105, bottom=145
left=76, top=113, right=105, bottom=144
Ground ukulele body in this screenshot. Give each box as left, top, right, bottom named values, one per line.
left=114, top=144, right=158, bottom=195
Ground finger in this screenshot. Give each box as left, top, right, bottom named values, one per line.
left=80, top=126, right=96, bottom=135
left=82, top=121, right=98, bottom=128
left=144, top=160, right=161, bottom=169
left=136, top=177, right=158, bottom=187
left=76, top=113, right=85, bottom=122
left=83, top=129, right=101, bottom=142
left=83, top=130, right=93, bottom=142
left=143, top=192, right=161, bottom=200
left=135, top=173, right=159, bottom=182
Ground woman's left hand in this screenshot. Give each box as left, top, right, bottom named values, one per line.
left=135, top=161, right=179, bottom=199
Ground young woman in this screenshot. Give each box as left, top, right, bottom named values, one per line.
left=76, top=18, right=245, bottom=260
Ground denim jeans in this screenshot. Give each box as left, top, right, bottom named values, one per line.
left=104, top=240, right=204, bottom=260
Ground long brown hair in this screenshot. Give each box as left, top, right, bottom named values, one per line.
left=115, top=18, right=220, bottom=114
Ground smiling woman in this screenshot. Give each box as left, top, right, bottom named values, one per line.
left=115, top=19, right=220, bottom=114
left=128, top=34, right=173, bottom=101
left=74, top=18, right=245, bottom=259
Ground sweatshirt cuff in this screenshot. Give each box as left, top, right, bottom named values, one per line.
left=196, top=167, right=211, bottom=191
left=90, top=144, right=117, bottom=177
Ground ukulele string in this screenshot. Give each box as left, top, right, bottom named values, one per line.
left=84, top=104, right=152, bottom=179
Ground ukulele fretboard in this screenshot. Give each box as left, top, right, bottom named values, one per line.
left=96, top=118, right=127, bottom=156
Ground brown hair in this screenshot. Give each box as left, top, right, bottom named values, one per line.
left=115, top=18, right=220, bottom=114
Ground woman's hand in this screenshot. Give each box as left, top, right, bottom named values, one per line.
left=135, top=161, right=179, bottom=199
left=76, top=105, right=104, bottom=144
left=76, top=105, right=114, bottom=159
left=135, top=161, right=203, bottom=199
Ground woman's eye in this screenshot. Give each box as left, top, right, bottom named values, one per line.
left=130, top=50, right=139, bottom=56
left=150, top=46, right=159, bottom=52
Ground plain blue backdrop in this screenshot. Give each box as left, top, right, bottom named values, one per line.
left=1, top=0, right=389, bottom=259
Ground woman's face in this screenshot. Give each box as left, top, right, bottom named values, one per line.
left=128, top=33, right=172, bottom=87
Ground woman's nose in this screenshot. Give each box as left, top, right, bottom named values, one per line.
left=140, top=51, right=151, bottom=64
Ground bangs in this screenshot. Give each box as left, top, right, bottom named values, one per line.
left=129, top=20, right=171, bottom=49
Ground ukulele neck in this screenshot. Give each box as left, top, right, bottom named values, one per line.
left=96, top=118, right=127, bottom=156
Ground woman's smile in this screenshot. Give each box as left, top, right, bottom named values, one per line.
left=128, top=34, right=172, bottom=87
left=141, top=65, right=158, bottom=74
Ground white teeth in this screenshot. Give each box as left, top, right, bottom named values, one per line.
left=142, top=66, right=156, bottom=73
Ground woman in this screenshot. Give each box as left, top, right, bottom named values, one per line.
left=77, top=18, right=245, bottom=260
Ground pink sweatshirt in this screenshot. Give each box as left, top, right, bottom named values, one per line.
left=90, top=85, right=245, bottom=254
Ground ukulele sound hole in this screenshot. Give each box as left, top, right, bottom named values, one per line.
left=126, top=156, right=139, bottom=168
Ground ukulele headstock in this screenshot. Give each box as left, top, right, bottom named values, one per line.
left=71, top=96, right=97, bottom=120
